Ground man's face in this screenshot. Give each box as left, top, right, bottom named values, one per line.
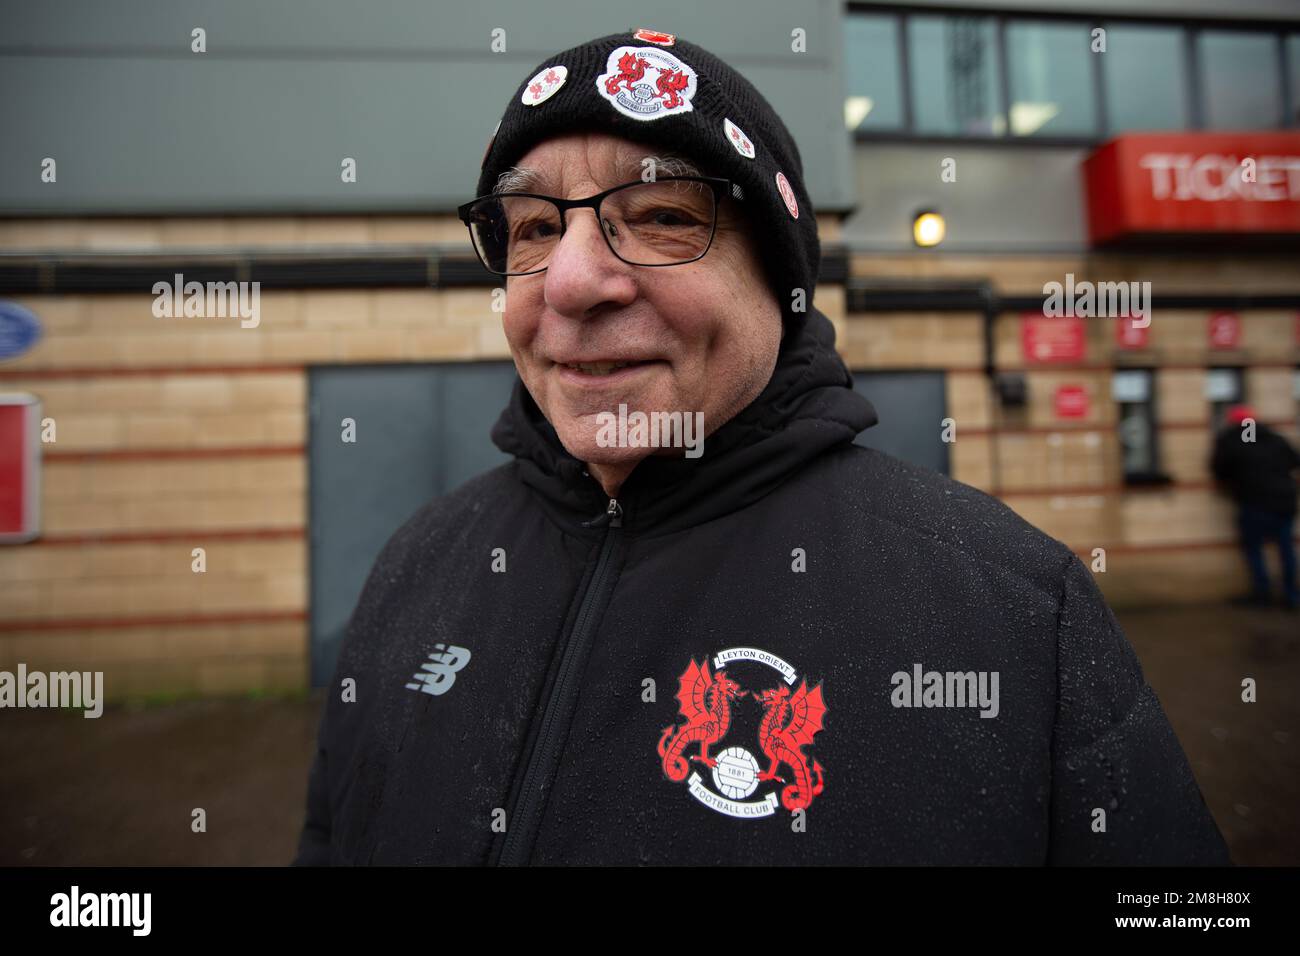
left=501, top=132, right=783, bottom=470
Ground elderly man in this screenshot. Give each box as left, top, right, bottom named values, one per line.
left=294, top=30, right=1228, bottom=866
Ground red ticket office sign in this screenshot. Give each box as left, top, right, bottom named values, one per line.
left=1084, top=132, right=1300, bottom=244
left=0, top=394, right=42, bottom=543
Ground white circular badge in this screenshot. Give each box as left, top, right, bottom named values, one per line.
left=521, top=65, right=568, bottom=107
left=775, top=171, right=799, bottom=219
left=724, top=118, right=755, bottom=159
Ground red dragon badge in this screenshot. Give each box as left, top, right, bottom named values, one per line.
left=653, top=67, right=692, bottom=110
left=596, top=45, right=698, bottom=122
left=658, top=647, right=828, bottom=819
left=604, top=50, right=650, bottom=96
left=658, top=659, right=742, bottom=781
left=753, top=681, right=827, bottom=811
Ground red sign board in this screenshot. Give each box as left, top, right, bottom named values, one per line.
left=1022, top=313, right=1085, bottom=363
left=0, top=395, right=42, bottom=543
left=1209, top=311, right=1242, bottom=350
left=1116, top=314, right=1150, bottom=349
left=1055, top=385, right=1090, bottom=419
left=1083, top=133, right=1300, bottom=244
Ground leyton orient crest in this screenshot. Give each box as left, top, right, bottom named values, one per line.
left=658, top=647, right=827, bottom=819
left=596, top=45, right=697, bottom=122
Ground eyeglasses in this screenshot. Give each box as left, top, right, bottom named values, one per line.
left=456, top=176, right=744, bottom=277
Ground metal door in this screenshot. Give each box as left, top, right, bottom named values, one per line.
left=308, top=362, right=517, bottom=685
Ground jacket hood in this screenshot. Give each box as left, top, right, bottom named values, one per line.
left=489, top=306, right=878, bottom=536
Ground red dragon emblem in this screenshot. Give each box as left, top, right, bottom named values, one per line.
left=658, top=659, right=743, bottom=781
left=659, top=649, right=829, bottom=818
left=753, top=681, right=827, bottom=811
left=604, top=50, right=650, bottom=95
left=653, top=67, right=692, bottom=109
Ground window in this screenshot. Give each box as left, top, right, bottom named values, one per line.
left=1200, top=30, right=1283, bottom=129
left=1006, top=20, right=1097, bottom=136
left=845, top=14, right=904, bottom=131
left=1205, top=366, right=1246, bottom=431
left=844, top=13, right=1294, bottom=140
left=909, top=15, right=1005, bottom=136
left=1102, top=24, right=1189, bottom=132
left=1113, top=369, right=1162, bottom=481
left=1288, top=35, right=1300, bottom=126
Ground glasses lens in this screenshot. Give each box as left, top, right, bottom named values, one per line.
left=466, top=179, right=718, bottom=274
left=602, top=179, right=716, bottom=266
left=467, top=195, right=563, bottom=274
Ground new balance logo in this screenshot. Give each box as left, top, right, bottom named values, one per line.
left=405, top=643, right=471, bottom=696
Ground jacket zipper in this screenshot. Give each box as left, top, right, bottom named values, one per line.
left=494, top=496, right=624, bottom=865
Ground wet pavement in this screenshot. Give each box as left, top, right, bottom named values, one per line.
left=0, top=603, right=1295, bottom=866
left=1115, top=603, right=1298, bottom=867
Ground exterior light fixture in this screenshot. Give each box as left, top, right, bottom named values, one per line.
left=913, top=209, right=945, bottom=248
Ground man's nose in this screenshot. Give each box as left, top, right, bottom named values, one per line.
left=543, top=208, right=637, bottom=318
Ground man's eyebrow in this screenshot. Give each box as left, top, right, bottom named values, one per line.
left=491, top=154, right=706, bottom=195
left=493, top=165, right=544, bottom=194
left=645, top=154, right=705, bottom=180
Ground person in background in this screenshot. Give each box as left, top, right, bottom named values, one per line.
left=1211, top=404, right=1300, bottom=610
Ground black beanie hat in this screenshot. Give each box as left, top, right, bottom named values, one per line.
left=475, top=28, right=819, bottom=327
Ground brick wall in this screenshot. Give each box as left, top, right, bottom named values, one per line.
left=841, top=251, right=1300, bottom=607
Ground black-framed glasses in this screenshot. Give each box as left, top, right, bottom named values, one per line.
left=456, top=176, right=744, bottom=277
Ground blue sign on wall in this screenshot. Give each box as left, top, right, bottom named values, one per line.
left=0, top=302, right=41, bottom=360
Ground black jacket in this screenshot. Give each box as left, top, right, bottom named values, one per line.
left=1211, top=423, right=1300, bottom=516
left=294, top=307, right=1229, bottom=866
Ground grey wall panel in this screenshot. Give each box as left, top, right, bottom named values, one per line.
left=845, top=143, right=1090, bottom=251
left=1, top=57, right=520, bottom=212
left=5, top=0, right=837, bottom=56
left=740, top=59, right=855, bottom=213
left=1, top=0, right=851, bottom=214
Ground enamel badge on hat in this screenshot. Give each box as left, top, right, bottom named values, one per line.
left=775, top=171, right=799, bottom=219
left=597, top=46, right=697, bottom=121
left=632, top=28, right=676, bottom=46
left=724, top=118, right=756, bottom=159
left=521, top=65, right=568, bottom=106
